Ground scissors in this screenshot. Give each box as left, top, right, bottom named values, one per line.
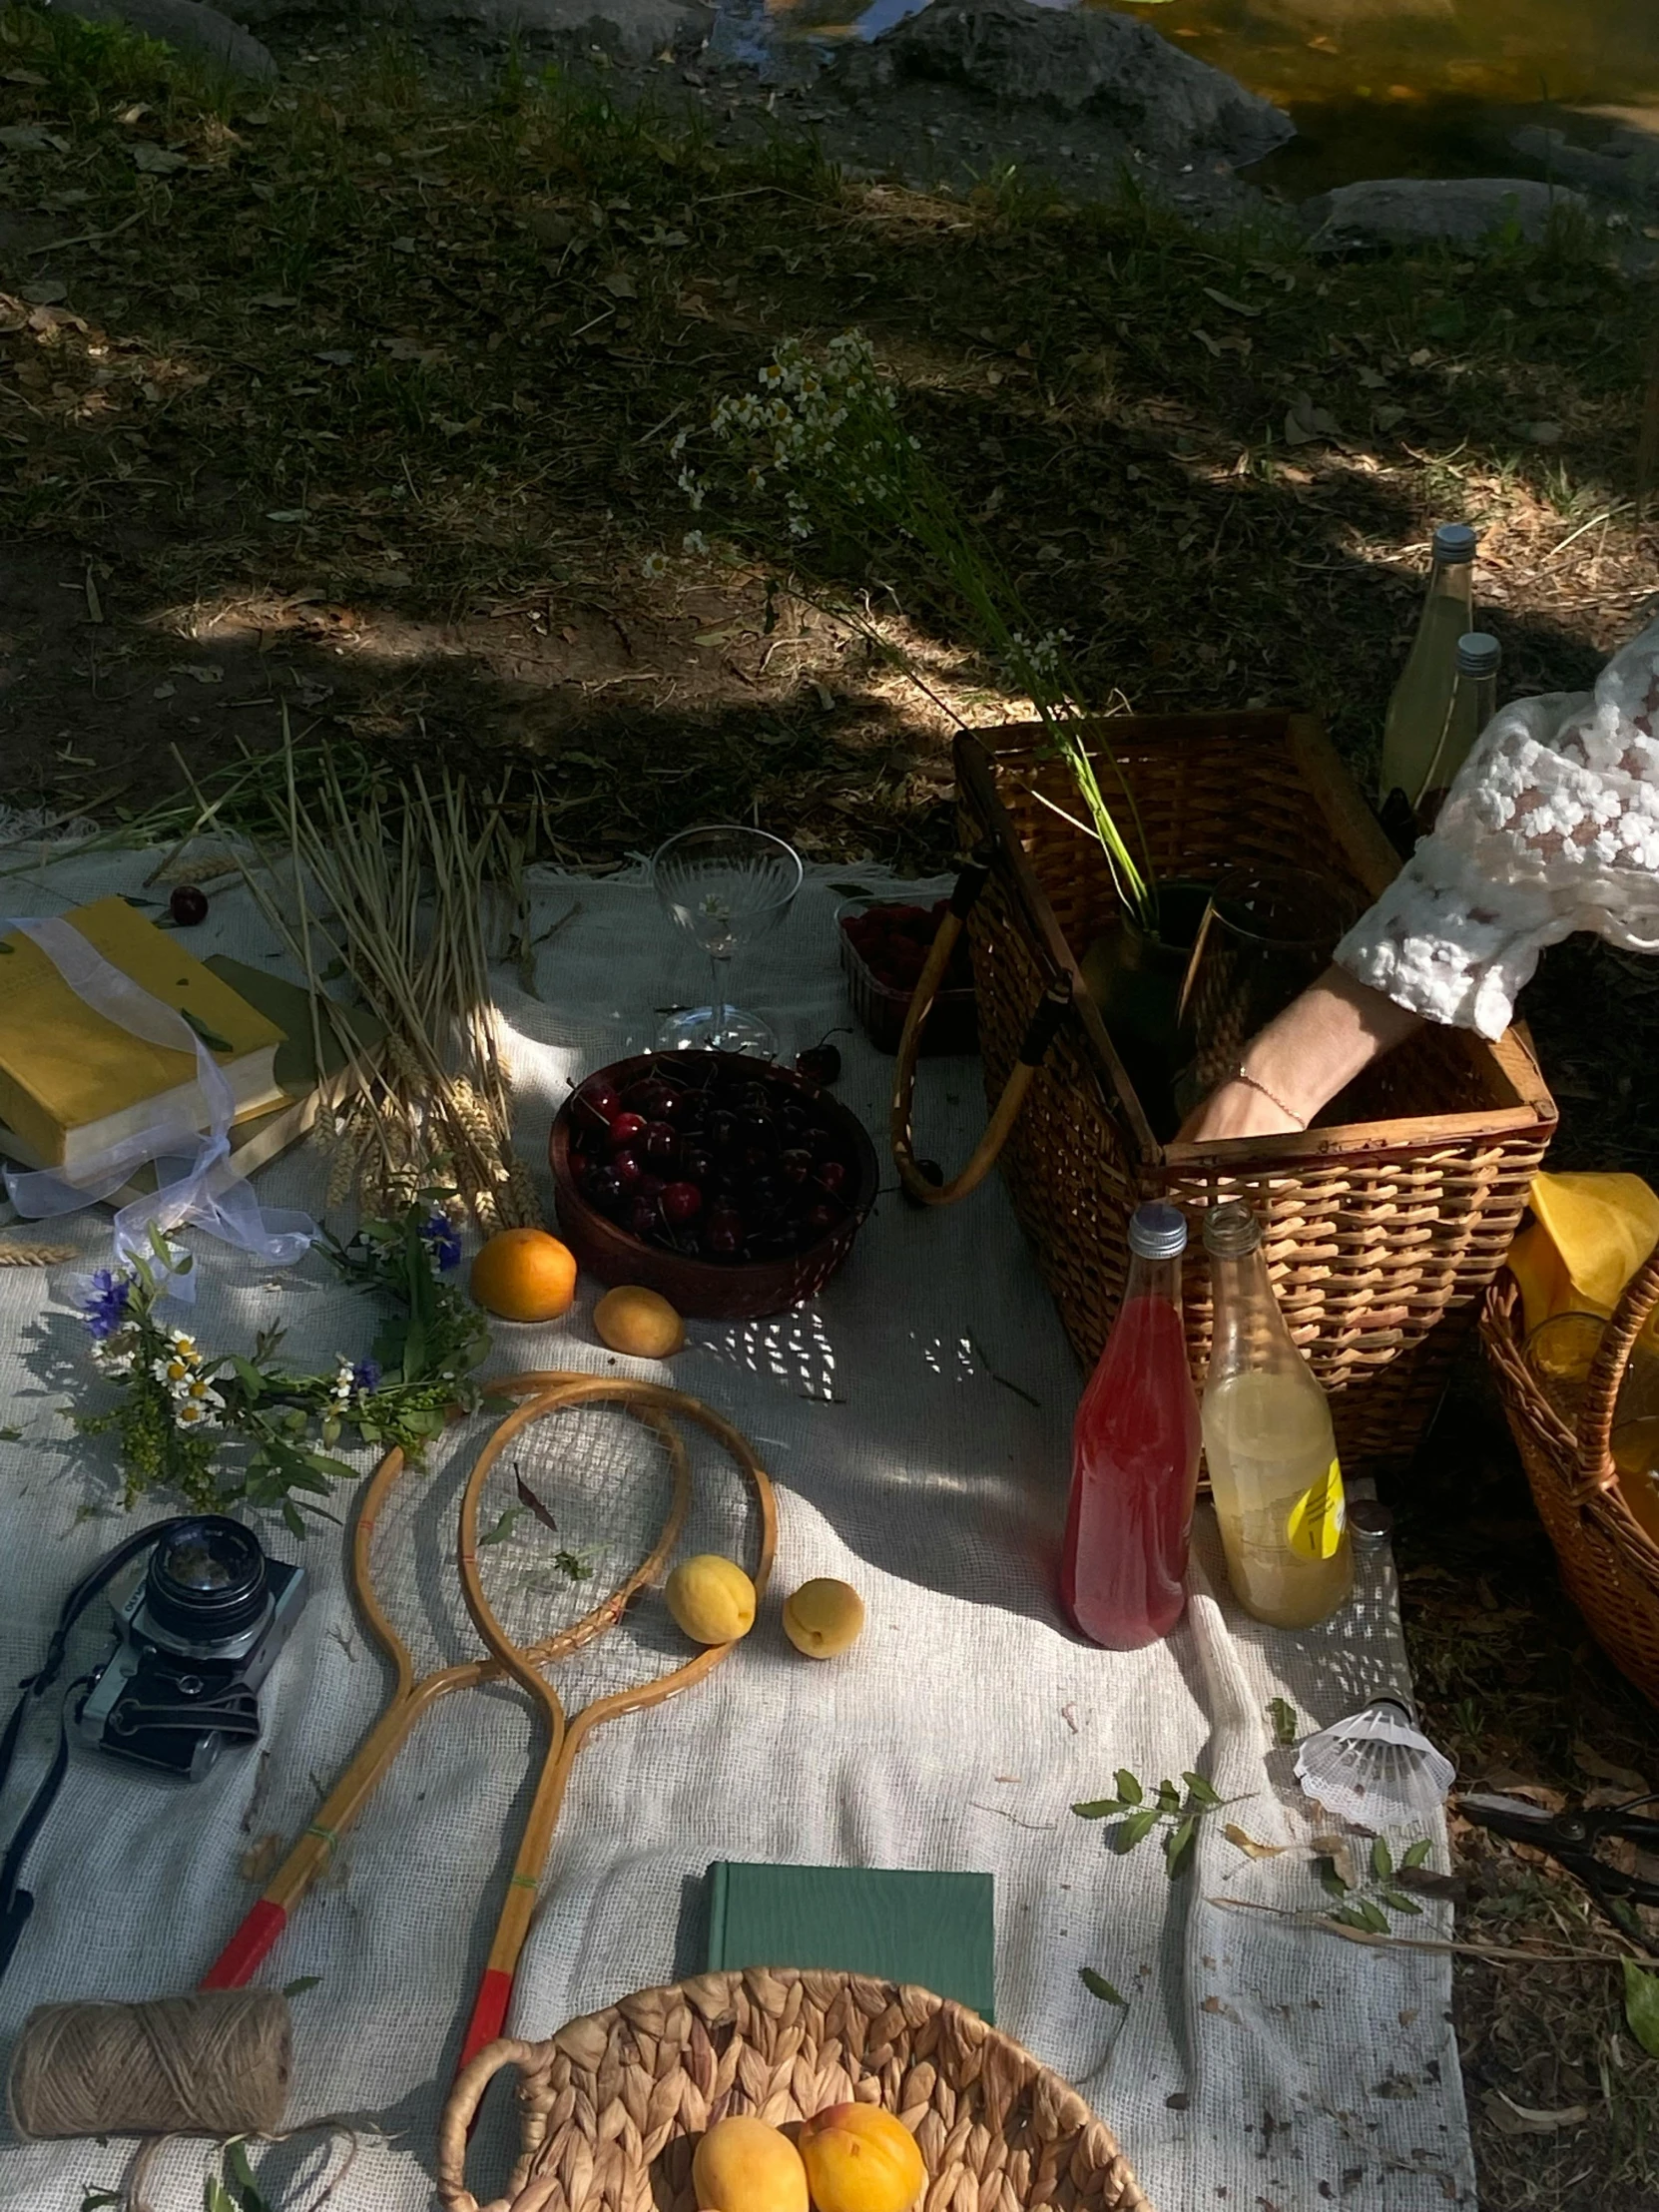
left=1460, top=1790, right=1659, bottom=1911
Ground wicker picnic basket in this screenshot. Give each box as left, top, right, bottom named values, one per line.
left=1481, top=1251, right=1659, bottom=1705
left=936, top=713, right=1557, bottom=1477
left=436, top=1967, right=1151, bottom=2212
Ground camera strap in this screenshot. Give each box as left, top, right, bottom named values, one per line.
left=0, top=1517, right=196, bottom=1983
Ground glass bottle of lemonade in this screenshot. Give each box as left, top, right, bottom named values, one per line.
left=1379, top=522, right=1476, bottom=825
left=1201, top=1202, right=1352, bottom=1630
left=1416, top=631, right=1500, bottom=831
left=1060, top=1202, right=1201, bottom=1649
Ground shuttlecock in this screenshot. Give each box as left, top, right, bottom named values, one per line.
left=1294, top=1698, right=1453, bottom=1828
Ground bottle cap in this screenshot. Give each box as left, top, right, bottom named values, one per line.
left=1347, top=1498, right=1394, bottom=1544
left=1128, top=1201, right=1188, bottom=1260
left=1432, top=523, right=1477, bottom=564
left=1202, top=1201, right=1262, bottom=1259
left=1456, top=631, right=1501, bottom=679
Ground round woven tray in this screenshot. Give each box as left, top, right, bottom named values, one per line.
left=436, top=1968, right=1154, bottom=2212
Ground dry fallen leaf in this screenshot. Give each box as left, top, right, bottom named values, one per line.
left=131, top=143, right=189, bottom=175
left=1483, top=2089, right=1591, bottom=2136
left=1222, top=1823, right=1287, bottom=1860
left=1573, top=1741, right=1648, bottom=1791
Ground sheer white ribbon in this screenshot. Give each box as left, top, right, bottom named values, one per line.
left=2, top=915, right=314, bottom=1298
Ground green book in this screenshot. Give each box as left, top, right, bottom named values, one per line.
left=705, top=1863, right=995, bottom=2022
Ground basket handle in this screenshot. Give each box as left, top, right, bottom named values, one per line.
left=435, top=2034, right=539, bottom=2212
left=890, top=844, right=1071, bottom=1207
left=1571, top=1244, right=1659, bottom=1500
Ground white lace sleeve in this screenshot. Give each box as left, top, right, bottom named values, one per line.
left=1337, top=616, right=1659, bottom=1037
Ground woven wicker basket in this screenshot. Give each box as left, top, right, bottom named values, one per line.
left=436, top=1968, right=1152, bottom=2212
left=953, top=714, right=1557, bottom=1477
left=1481, top=1252, right=1659, bottom=1706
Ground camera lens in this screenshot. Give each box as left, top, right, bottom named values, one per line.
left=145, top=1516, right=270, bottom=1645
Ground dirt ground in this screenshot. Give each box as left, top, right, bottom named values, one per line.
left=6, top=11, right=1659, bottom=2203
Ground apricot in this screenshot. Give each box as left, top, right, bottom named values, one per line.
left=666, top=1554, right=757, bottom=1645
left=593, top=1284, right=685, bottom=1359
left=469, top=1228, right=577, bottom=1324
left=799, top=2105, right=925, bottom=2212
left=782, top=1578, right=865, bottom=1659
left=692, top=2115, right=808, bottom=2212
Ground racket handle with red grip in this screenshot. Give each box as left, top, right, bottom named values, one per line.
left=456, top=1969, right=515, bottom=2090
left=200, top=1898, right=288, bottom=1990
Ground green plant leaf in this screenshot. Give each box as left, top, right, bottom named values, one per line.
left=1316, top=1856, right=1351, bottom=1899
left=1267, top=1696, right=1300, bottom=1747
left=281, top=1975, right=322, bottom=1997
left=479, top=1504, right=525, bottom=1545
left=1328, top=1905, right=1374, bottom=1931
left=280, top=1497, right=306, bottom=1539
left=224, top=2139, right=270, bottom=2212
left=1165, top=1816, right=1198, bottom=1876
left=1357, top=1900, right=1390, bottom=1935
left=1155, top=1777, right=1181, bottom=1814
left=1079, top=1967, right=1127, bottom=2006
left=205, top=2178, right=239, bottom=2212
left=1380, top=1889, right=1423, bottom=1918
left=1114, top=1768, right=1143, bottom=1807
left=179, top=1005, right=235, bottom=1052
left=1624, top=1959, right=1659, bottom=2056
left=1115, top=1806, right=1161, bottom=1852
left=79, top=2194, right=124, bottom=2211
left=1371, top=1836, right=1393, bottom=1883
left=1400, top=1838, right=1434, bottom=1871
left=1073, top=1798, right=1122, bottom=1820
left=1181, top=1771, right=1222, bottom=1808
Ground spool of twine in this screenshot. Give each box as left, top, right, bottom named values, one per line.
left=8, top=1990, right=290, bottom=2140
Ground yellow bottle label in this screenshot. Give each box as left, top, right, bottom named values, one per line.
left=1287, top=1458, right=1347, bottom=1561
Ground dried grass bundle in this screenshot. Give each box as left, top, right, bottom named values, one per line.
left=195, top=721, right=539, bottom=1232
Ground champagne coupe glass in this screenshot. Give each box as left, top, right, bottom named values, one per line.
left=651, top=825, right=804, bottom=1057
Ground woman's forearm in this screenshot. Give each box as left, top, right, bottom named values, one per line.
left=1178, top=965, right=1423, bottom=1142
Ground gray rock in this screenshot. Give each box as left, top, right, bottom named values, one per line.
left=835, top=0, right=1292, bottom=172
left=1302, top=176, right=1590, bottom=252
left=391, top=0, right=710, bottom=61
left=1511, top=125, right=1659, bottom=208
left=48, top=0, right=277, bottom=74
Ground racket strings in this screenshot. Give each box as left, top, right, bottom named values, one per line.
left=359, top=1423, right=492, bottom=1681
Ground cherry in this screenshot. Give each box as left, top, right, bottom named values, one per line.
left=627, top=1077, right=685, bottom=1122
left=707, top=1221, right=744, bottom=1258
left=643, top=1119, right=679, bottom=1166
left=745, top=1175, right=782, bottom=1217
left=635, top=1173, right=666, bottom=1201
left=796, top=1042, right=841, bottom=1086
left=901, top=1159, right=944, bottom=1209
left=739, top=1109, right=776, bottom=1146
left=708, top=1109, right=739, bottom=1154
left=817, top=1158, right=848, bottom=1196
left=679, top=1146, right=715, bottom=1187
left=741, top=1143, right=774, bottom=1174
left=585, top=1164, right=626, bottom=1210
left=626, top=1196, right=663, bottom=1240
left=612, top=1150, right=646, bottom=1190
left=608, top=1111, right=647, bottom=1152
left=803, top=1202, right=840, bottom=1236
left=780, top=1148, right=814, bottom=1184
left=661, top=1181, right=703, bottom=1226
left=169, top=883, right=209, bottom=927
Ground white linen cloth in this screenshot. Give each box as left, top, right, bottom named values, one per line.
left=0, top=847, right=1473, bottom=2212
left=1341, top=612, right=1659, bottom=1036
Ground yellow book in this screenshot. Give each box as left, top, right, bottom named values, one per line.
left=0, top=897, right=287, bottom=1171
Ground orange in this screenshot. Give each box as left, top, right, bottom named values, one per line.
left=469, top=1228, right=578, bottom=1323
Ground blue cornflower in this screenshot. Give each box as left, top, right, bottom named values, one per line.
left=351, top=1359, right=383, bottom=1395
left=79, top=1269, right=133, bottom=1342
left=420, top=1214, right=462, bottom=1274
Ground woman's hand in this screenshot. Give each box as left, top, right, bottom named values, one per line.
left=1178, top=964, right=1424, bottom=1144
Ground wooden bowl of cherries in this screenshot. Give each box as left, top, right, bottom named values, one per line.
left=549, top=1050, right=881, bottom=1322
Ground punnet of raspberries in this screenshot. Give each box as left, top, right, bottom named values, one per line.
left=839, top=900, right=972, bottom=996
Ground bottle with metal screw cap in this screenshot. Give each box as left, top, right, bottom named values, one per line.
left=1378, top=522, right=1478, bottom=840
left=1200, top=1201, right=1353, bottom=1630
left=1060, top=1202, right=1201, bottom=1649
left=1416, top=631, right=1501, bottom=831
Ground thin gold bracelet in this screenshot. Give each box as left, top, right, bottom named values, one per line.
left=1231, top=1064, right=1306, bottom=1129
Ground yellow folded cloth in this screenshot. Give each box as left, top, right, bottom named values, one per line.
left=1509, top=1171, right=1659, bottom=1342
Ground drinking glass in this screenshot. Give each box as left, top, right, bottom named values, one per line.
left=651, top=825, right=804, bottom=1057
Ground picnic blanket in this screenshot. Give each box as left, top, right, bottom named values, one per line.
left=0, top=845, right=1475, bottom=2212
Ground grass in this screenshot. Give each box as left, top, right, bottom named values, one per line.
left=6, top=12, right=1659, bottom=2204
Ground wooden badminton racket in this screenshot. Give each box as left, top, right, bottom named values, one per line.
left=452, top=1376, right=778, bottom=2076
left=200, top=1370, right=691, bottom=1989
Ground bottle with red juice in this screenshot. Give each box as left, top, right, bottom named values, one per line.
left=1059, top=1201, right=1200, bottom=1648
